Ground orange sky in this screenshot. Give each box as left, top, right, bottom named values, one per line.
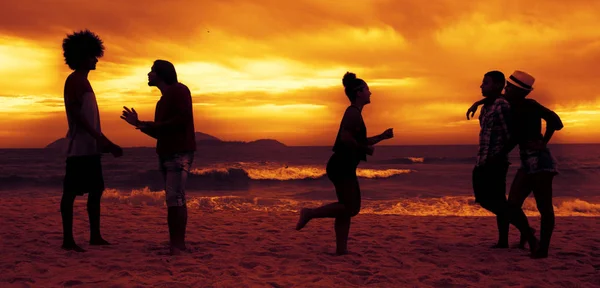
left=1, top=0, right=599, bottom=148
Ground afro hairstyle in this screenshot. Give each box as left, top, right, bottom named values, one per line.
left=62, top=29, right=105, bottom=70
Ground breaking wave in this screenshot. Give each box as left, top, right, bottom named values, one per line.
left=102, top=188, right=600, bottom=217
left=190, top=166, right=414, bottom=181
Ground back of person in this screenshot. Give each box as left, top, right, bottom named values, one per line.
left=154, top=82, right=196, bottom=156
left=511, top=98, right=545, bottom=147
left=64, top=74, right=102, bottom=157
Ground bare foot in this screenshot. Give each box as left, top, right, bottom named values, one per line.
left=530, top=249, right=548, bottom=259
left=90, top=238, right=111, bottom=246
left=295, top=208, right=312, bottom=231
left=170, top=246, right=183, bottom=256
left=491, top=243, right=509, bottom=249
left=62, top=242, right=86, bottom=252
left=519, top=228, right=536, bottom=249
left=528, top=235, right=540, bottom=251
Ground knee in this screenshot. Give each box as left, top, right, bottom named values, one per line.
left=507, top=195, right=522, bottom=207
left=507, top=201, right=522, bottom=212
left=347, top=204, right=361, bottom=217
left=165, top=192, right=186, bottom=208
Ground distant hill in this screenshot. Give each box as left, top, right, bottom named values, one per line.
left=45, top=132, right=286, bottom=149
left=244, top=139, right=287, bottom=148
left=195, top=132, right=221, bottom=143
left=45, top=138, right=67, bottom=150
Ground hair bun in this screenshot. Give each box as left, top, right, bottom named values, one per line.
left=342, top=72, right=357, bottom=88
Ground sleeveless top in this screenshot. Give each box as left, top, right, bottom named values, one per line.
left=64, top=78, right=102, bottom=157
left=332, top=105, right=368, bottom=162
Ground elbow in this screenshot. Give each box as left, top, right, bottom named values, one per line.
left=551, top=113, right=564, bottom=131
left=555, top=123, right=564, bottom=131
left=550, top=120, right=564, bottom=131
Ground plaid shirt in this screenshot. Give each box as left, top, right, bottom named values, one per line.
left=477, top=97, right=512, bottom=166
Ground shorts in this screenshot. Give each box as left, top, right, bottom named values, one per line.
left=519, top=148, right=558, bottom=175
left=159, top=152, right=194, bottom=207
left=472, top=161, right=509, bottom=205
left=326, top=153, right=361, bottom=210
left=63, top=154, right=104, bottom=196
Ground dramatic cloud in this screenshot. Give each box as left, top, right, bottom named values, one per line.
left=0, top=0, right=599, bottom=147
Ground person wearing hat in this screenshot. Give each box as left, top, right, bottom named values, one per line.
left=467, top=70, right=563, bottom=258
left=502, top=70, right=563, bottom=259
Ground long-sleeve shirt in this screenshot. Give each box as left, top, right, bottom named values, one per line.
left=477, top=97, right=512, bottom=166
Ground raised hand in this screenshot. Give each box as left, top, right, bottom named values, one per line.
left=121, top=106, right=139, bottom=126
left=382, top=128, right=394, bottom=139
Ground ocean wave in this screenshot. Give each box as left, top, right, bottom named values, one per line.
left=379, top=157, right=476, bottom=165
left=190, top=166, right=414, bottom=181
left=0, top=174, right=63, bottom=189
left=0, top=165, right=414, bottom=191
left=102, top=188, right=600, bottom=217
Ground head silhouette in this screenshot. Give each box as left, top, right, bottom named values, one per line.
left=62, top=29, right=104, bottom=71
left=480, top=70, right=505, bottom=97
left=148, top=60, right=178, bottom=87
left=504, top=71, right=535, bottom=100
left=504, top=82, right=532, bottom=100
left=343, top=72, right=371, bottom=105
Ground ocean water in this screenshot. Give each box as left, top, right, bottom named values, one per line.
left=1, top=144, right=599, bottom=216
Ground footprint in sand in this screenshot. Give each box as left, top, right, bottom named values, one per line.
left=239, top=260, right=260, bottom=269
left=409, top=239, right=435, bottom=246
left=349, top=270, right=373, bottom=277
left=365, top=274, right=390, bottom=285
left=8, top=277, right=36, bottom=285
left=411, top=248, right=435, bottom=255
left=193, top=253, right=214, bottom=260
left=267, top=282, right=286, bottom=288
left=443, top=272, right=481, bottom=283
left=384, top=235, right=405, bottom=241
left=61, top=280, right=84, bottom=287
left=556, top=251, right=587, bottom=258
left=113, top=271, right=134, bottom=278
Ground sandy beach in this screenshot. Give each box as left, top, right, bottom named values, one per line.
left=1, top=192, right=598, bottom=288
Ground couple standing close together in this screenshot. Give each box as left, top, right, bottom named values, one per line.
left=59, top=29, right=561, bottom=259
left=467, top=70, right=563, bottom=259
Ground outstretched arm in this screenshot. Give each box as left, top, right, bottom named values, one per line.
left=367, top=128, right=393, bottom=145
left=121, top=107, right=158, bottom=139
left=136, top=121, right=159, bottom=139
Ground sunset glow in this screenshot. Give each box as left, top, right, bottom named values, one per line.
left=1, top=0, right=599, bottom=147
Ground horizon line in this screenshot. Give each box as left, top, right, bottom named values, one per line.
left=2, top=142, right=599, bottom=150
